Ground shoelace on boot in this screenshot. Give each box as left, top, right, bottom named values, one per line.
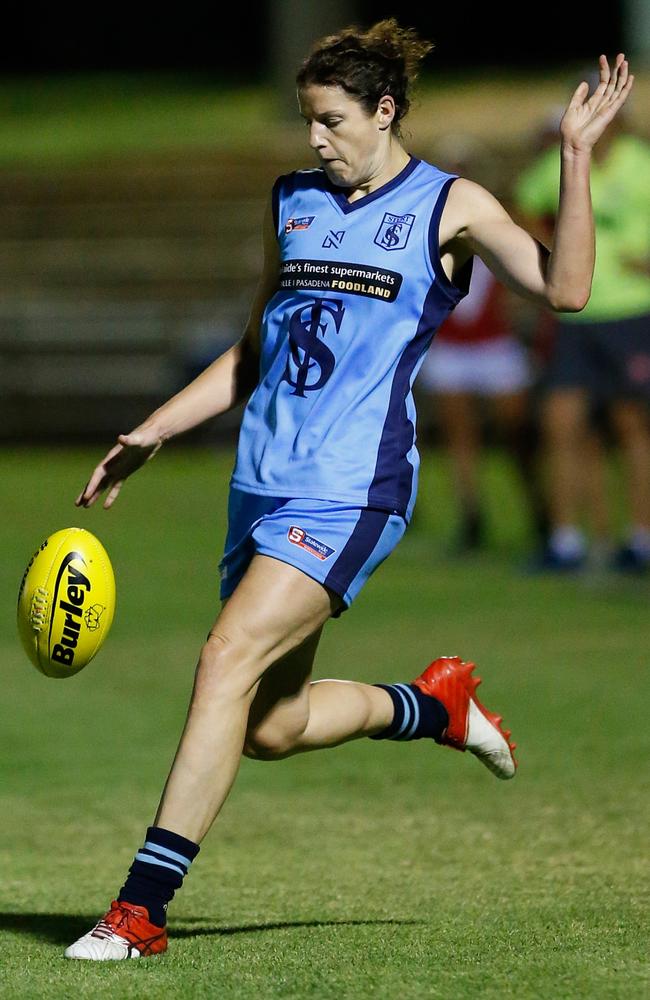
left=91, top=904, right=133, bottom=940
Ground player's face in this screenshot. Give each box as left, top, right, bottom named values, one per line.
left=298, top=84, right=389, bottom=188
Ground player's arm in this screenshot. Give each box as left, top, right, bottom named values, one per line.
left=447, top=54, right=633, bottom=312
left=76, top=198, right=280, bottom=509
left=136, top=197, right=279, bottom=440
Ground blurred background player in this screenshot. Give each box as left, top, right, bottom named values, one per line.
left=516, top=83, right=650, bottom=572
left=417, top=135, right=547, bottom=552
left=515, top=108, right=613, bottom=566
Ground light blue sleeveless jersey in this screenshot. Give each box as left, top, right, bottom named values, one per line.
left=231, top=155, right=472, bottom=520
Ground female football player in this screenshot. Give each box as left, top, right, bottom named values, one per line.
left=65, top=20, right=633, bottom=959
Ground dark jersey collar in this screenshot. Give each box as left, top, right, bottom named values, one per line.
left=325, top=154, right=421, bottom=215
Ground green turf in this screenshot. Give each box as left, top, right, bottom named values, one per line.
left=1, top=447, right=649, bottom=998
left=0, top=75, right=279, bottom=166
left=0, top=68, right=597, bottom=168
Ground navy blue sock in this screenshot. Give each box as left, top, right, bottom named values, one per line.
left=369, top=683, right=449, bottom=742
left=118, top=826, right=200, bottom=926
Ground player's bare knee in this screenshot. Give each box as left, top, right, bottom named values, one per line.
left=242, top=736, right=294, bottom=761
left=242, top=737, right=279, bottom=761
left=243, top=715, right=308, bottom=760
left=195, top=631, right=259, bottom=702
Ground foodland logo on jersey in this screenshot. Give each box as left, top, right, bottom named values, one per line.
left=287, top=526, right=336, bottom=560
left=374, top=211, right=415, bottom=251
left=285, top=216, right=315, bottom=234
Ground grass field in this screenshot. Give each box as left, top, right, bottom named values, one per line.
left=1, top=447, right=649, bottom=999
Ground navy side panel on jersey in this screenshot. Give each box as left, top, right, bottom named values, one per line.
left=231, top=156, right=472, bottom=519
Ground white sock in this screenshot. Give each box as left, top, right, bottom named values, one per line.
left=549, top=526, right=586, bottom=559
left=628, top=527, right=650, bottom=558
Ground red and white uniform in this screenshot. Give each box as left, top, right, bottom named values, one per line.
left=418, top=257, right=531, bottom=394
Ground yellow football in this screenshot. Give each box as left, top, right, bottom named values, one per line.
left=17, top=527, right=116, bottom=678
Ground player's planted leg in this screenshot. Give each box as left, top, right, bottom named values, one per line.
left=65, top=557, right=337, bottom=960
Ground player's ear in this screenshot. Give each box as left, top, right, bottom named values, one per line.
left=377, top=95, right=396, bottom=132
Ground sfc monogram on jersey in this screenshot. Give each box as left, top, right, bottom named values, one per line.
left=283, top=298, right=345, bottom=397
left=374, top=211, right=416, bottom=251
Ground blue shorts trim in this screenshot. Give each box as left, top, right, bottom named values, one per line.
left=219, top=489, right=406, bottom=612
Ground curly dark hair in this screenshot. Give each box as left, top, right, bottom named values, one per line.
left=296, top=18, right=433, bottom=135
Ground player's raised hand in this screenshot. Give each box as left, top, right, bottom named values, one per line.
left=75, top=428, right=163, bottom=509
left=560, top=54, right=634, bottom=153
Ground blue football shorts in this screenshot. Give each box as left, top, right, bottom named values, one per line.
left=219, top=488, right=407, bottom=612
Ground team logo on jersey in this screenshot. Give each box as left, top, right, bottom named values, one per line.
left=374, top=212, right=415, bottom=251
left=285, top=216, right=315, bottom=234
left=287, top=526, right=336, bottom=560
left=322, top=230, right=346, bottom=249
left=282, top=298, right=345, bottom=398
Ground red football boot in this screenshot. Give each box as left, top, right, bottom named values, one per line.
left=64, top=900, right=168, bottom=960
left=412, top=656, right=517, bottom=779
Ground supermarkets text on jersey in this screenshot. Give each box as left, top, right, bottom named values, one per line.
left=280, top=259, right=402, bottom=301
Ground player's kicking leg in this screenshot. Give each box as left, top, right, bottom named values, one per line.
left=246, top=655, right=516, bottom=778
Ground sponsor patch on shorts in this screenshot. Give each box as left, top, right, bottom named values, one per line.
left=287, top=525, right=336, bottom=560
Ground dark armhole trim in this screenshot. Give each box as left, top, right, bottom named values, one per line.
left=428, top=176, right=474, bottom=303
left=271, top=176, right=283, bottom=242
